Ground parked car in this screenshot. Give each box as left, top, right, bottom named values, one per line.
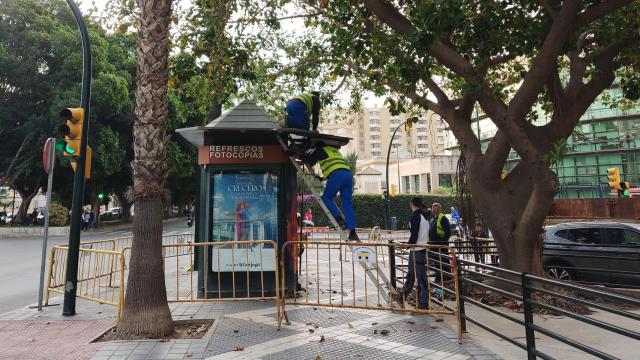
left=543, top=222, right=640, bottom=287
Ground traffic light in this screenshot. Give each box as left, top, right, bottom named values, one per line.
left=619, top=181, right=631, bottom=197
left=390, top=184, right=399, bottom=197
left=69, top=146, right=92, bottom=179
left=404, top=116, right=419, bottom=132
left=607, top=167, right=621, bottom=190
left=58, top=108, right=84, bottom=156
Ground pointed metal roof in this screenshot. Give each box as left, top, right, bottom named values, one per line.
left=205, top=100, right=280, bottom=130
left=176, top=100, right=281, bottom=147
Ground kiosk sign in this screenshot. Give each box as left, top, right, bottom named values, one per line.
left=199, top=144, right=288, bottom=164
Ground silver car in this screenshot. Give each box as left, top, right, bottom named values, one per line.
left=543, top=222, right=640, bottom=287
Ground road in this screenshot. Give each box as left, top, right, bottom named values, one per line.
left=0, top=218, right=193, bottom=314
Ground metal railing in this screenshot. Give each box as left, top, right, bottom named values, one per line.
left=454, top=258, right=640, bottom=359
left=278, top=240, right=462, bottom=338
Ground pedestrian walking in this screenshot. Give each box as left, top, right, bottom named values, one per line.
left=429, top=203, right=452, bottom=297
left=394, top=197, right=430, bottom=309
left=88, top=210, right=95, bottom=230
left=81, top=211, right=90, bottom=231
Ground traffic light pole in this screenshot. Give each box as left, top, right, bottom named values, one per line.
left=62, top=0, right=91, bottom=316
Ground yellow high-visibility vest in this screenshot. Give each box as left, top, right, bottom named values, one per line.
left=318, top=146, right=350, bottom=178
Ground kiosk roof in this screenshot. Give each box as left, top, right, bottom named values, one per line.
left=176, top=100, right=350, bottom=148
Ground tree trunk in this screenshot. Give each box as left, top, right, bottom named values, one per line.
left=118, top=198, right=173, bottom=337
left=466, top=159, right=556, bottom=276
left=116, top=0, right=174, bottom=338
left=16, top=188, right=38, bottom=225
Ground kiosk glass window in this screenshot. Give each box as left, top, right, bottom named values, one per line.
left=211, top=172, right=279, bottom=243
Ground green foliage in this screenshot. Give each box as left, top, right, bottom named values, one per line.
left=543, top=139, right=568, bottom=167
left=0, top=0, right=136, bottom=209
left=49, top=202, right=69, bottom=227
left=303, top=194, right=456, bottom=229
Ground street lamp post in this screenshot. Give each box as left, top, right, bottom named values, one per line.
left=385, top=121, right=409, bottom=229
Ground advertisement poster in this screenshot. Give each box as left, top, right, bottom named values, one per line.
left=210, top=172, right=279, bottom=272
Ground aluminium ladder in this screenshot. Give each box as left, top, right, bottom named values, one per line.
left=276, top=132, right=397, bottom=304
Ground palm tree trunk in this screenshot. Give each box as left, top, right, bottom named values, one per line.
left=116, top=0, right=174, bottom=338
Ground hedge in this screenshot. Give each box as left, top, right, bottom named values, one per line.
left=49, top=202, right=69, bottom=227
left=301, top=194, right=456, bottom=230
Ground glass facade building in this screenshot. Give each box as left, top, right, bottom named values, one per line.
left=454, top=88, right=640, bottom=199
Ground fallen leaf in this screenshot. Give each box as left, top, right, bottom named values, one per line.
left=373, top=330, right=378, bottom=334
left=196, top=324, right=208, bottom=333
left=185, top=353, right=193, bottom=358
left=308, top=328, right=315, bottom=333
left=380, top=329, right=390, bottom=335
left=233, top=329, right=239, bottom=334
left=320, top=335, right=326, bottom=342
left=431, top=326, right=438, bottom=329
left=407, top=320, right=415, bottom=325
left=435, top=318, right=444, bottom=322
left=348, top=323, right=354, bottom=329
left=306, top=322, right=313, bottom=326
left=371, top=322, right=378, bottom=325
left=315, top=356, right=322, bottom=360
left=232, top=346, right=244, bottom=351
left=27, top=338, right=35, bottom=342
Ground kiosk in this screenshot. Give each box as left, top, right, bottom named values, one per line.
left=177, top=100, right=349, bottom=298
left=177, top=100, right=297, bottom=298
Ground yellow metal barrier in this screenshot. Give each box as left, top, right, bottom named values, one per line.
left=118, top=240, right=280, bottom=320
left=278, top=241, right=461, bottom=340
left=45, top=245, right=123, bottom=309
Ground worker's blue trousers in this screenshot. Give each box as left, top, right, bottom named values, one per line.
left=285, top=99, right=310, bottom=130
left=321, top=169, right=356, bottom=230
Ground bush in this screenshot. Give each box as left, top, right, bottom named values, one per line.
left=49, top=202, right=69, bottom=227
left=302, top=194, right=456, bottom=230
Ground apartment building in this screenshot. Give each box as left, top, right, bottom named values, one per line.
left=320, top=106, right=452, bottom=159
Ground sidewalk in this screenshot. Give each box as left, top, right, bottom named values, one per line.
left=0, top=298, right=499, bottom=360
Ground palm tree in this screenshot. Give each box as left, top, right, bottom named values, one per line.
left=116, top=0, right=174, bottom=338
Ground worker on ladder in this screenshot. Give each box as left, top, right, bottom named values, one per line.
left=284, top=91, right=321, bottom=131
left=299, top=143, right=359, bottom=241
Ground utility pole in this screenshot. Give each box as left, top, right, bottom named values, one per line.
left=62, top=0, right=92, bottom=316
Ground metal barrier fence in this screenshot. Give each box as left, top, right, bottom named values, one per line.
left=454, top=258, right=640, bottom=359
left=119, top=240, right=279, bottom=303
left=45, top=245, right=123, bottom=308
left=278, top=241, right=462, bottom=339
left=47, top=239, right=280, bottom=322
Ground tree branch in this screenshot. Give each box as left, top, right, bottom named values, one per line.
left=362, top=0, right=478, bottom=80
left=577, top=0, right=635, bottom=26
left=361, top=0, right=413, bottom=34
left=509, top=0, right=580, bottom=118
left=539, top=0, right=557, bottom=18
left=481, top=130, right=511, bottom=177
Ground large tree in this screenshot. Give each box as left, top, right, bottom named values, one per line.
left=281, top=0, right=640, bottom=274
left=0, top=0, right=136, bottom=223
left=116, top=0, right=174, bottom=337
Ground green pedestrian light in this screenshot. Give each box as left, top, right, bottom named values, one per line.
left=55, top=138, right=76, bottom=155
left=98, top=192, right=105, bottom=200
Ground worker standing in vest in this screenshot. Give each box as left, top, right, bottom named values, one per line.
left=428, top=203, right=452, bottom=295
left=285, top=91, right=321, bottom=131
left=299, top=143, right=358, bottom=241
